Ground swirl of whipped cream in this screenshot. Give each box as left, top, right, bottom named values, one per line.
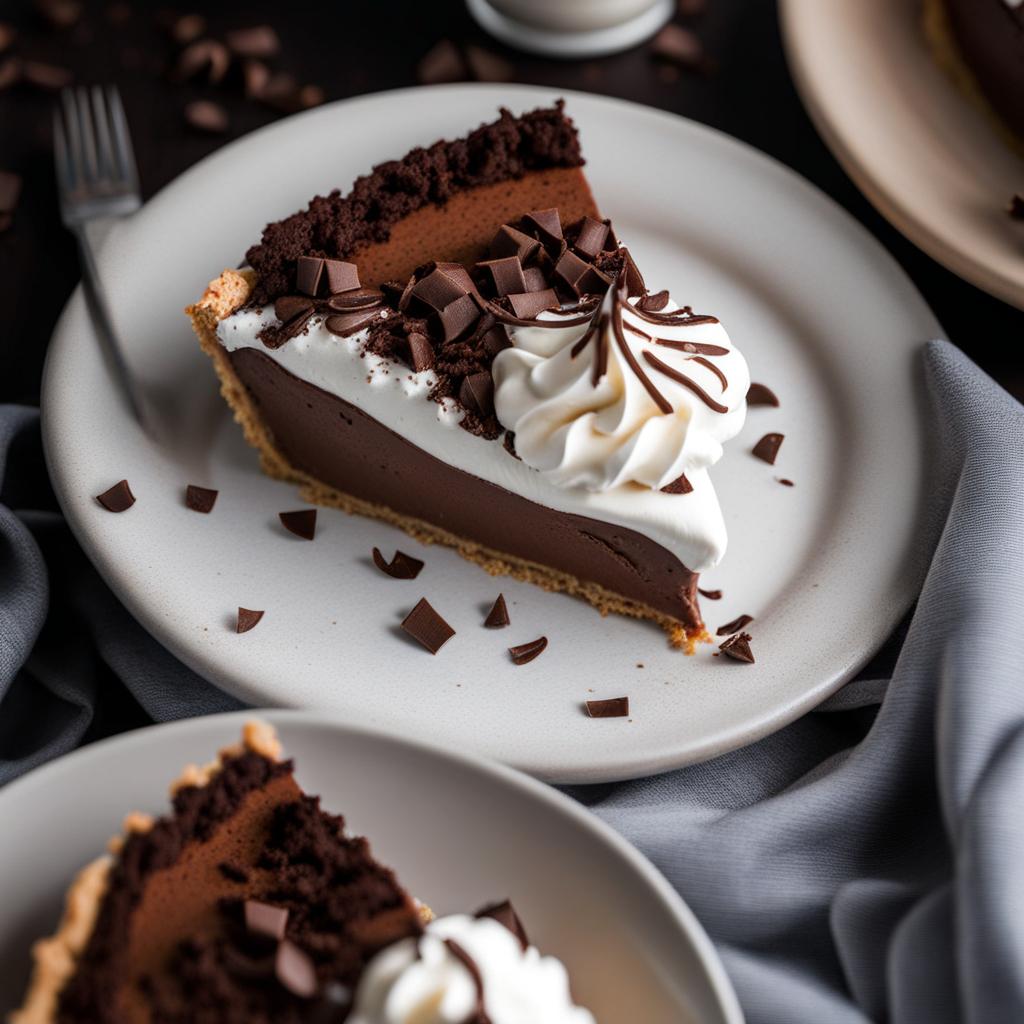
left=492, top=285, right=749, bottom=492
left=347, top=914, right=596, bottom=1024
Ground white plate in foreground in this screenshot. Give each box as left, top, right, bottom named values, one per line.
left=781, top=0, right=1024, bottom=311
left=0, top=711, right=743, bottom=1023
left=42, top=85, right=938, bottom=783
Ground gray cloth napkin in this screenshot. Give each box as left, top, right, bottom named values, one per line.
left=1, top=340, right=1021, bottom=1023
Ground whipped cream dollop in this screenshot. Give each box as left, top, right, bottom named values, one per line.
left=493, top=285, right=749, bottom=492
left=348, top=914, right=596, bottom=1024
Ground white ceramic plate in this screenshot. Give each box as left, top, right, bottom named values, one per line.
left=0, top=711, right=743, bottom=1023
left=781, top=0, right=1024, bottom=311
left=42, top=85, right=939, bottom=783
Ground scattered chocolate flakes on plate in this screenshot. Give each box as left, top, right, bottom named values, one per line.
left=279, top=509, right=316, bottom=540
left=401, top=598, right=455, bottom=654
left=699, top=587, right=723, bottom=600
left=752, top=432, right=784, bottom=465
left=372, top=547, right=424, bottom=580
left=746, top=382, right=780, bottom=407
left=95, top=479, right=135, bottom=512
left=585, top=696, right=630, bottom=719
left=660, top=473, right=693, bottom=495
left=716, top=614, right=754, bottom=636
left=778, top=478, right=795, bottom=487
left=508, top=636, right=547, bottom=665
left=719, top=632, right=754, bottom=663
left=185, top=484, right=218, bottom=514
left=236, top=607, right=264, bottom=634
left=483, top=594, right=510, bottom=628
left=475, top=900, right=528, bottom=950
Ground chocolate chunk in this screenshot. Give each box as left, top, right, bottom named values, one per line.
left=746, top=382, right=780, bottom=407
left=638, top=290, right=670, bottom=312
left=170, top=13, right=205, bottom=45
left=279, top=509, right=317, bottom=540
left=325, top=309, right=381, bottom=337
left=22, top=60, right=72, bottom=90
left=459, top=371, right=494, bottom=417
left=413, top=267, right=469, bottom=311
left=621, top=249, right=646, bottom=297
left=323, top=259, right=360, bottom=295
left=236, top=607, right=264, bottom=633
left=1009, top=194, right=1024, bottom=220
left=372, top=547, right=424, bottom=580
left=434, top=262, right=477, bottom=294
left=245, top=900, right=288, bottom=941
left=573, top=216, right=610, bottom=259
left=96, top=479, right=135, bottom=512
left=489, top=224, right=541, bottom=263
left=274, top=295, right=314, bottom=323
left=524, top=208, right=563, bottom=249
left=699, top=587, right=723, bottom=600
left=522, top=266, right=548, bottom=292
left=752, top=433, right=784, bottom=464
left=651, top=24, right=706, bottom=69
left=36, top=0, right=81, bottom=30
left=477, top=256, right=526, bottom=297
left=417, top=39, right=466, bottom=85
left=481, top=323, right=511, bottom=357
left=225, top=25, right=280, bottom=59
left=719, top=632, right=754, bottom=663
left=296, top=256, right=325, bottom=297
left=175, top=39, right=229, bottom=84
left=185, top=484, right=218, bottom=513
left=438, top=293, right=481, bottom=342
left=0, top=171, right=21, bottom=215
left=465, top=44, right=513, bottom=83
left=406, top=332, right=434, bottom=372
left=554, top=249, right=610, bottom=296
left=401, top=598, right=455, bottom=654
left=475, top=900, right=528, bottom=949
left=660, top=473, right=693, bottom=495
left=184, top=100, right=228, bottom=134
left=508, top=289, right=559, bottom=320
left=326, top=287, right=381, bottom=310
left=508, top=636, right=547, bottom=665
left=275, top=940, right=318, bottom=998
left=483, top=594, right=510, bottom=628
left=585, top=696, right=629, bottom=718
left=717, top=614, right=754, bottom=636
left=778, top=478, right=795, bottom=487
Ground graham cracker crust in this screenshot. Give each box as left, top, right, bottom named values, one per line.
left=187, top=271, right=705, bottom=651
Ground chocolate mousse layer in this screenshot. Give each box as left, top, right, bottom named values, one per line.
left=228, top=346, right=703, bottom=632
left=944, top=0, right=1024, bottom=139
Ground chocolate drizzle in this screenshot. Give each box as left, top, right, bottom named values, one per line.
left=611, top=276, right=673, bottom=414
left=444, top=939, right=492, bottom=1024
left=641, top=350, right=729, bottom=414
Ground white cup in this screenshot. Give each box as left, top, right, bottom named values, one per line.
left=487, top=0, right=665, bottom=33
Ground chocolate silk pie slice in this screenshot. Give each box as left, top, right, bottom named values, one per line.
left=13, top=722, right=425, bottom=1023
left=187, top=103, right=750, bottom=648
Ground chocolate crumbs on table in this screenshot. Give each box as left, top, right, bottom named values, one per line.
left=185, top=484, right=218, bottom=513
left=372, top=547, right=424, bottom=580
left=660, top=473, right=693, bottom=494
left=746, top=382, right=780, bottom=407
left=585, top=696, right=630, bottom=718
left=719, top=632, right=754, bottom=663
left=236, top=607, right=264, bottom=634
left=401, top=598, right=455, bottom=654
left=483, top=594, right=510, bottom=628
left=96, top=479, right=135, bottom=512
left=508, top=636, right=547, bottom=665
left=752, top=432, right=784, bottom=465
left=716, top=614, right=754, bottom=636
left=278, top=509, right=317, bottom=540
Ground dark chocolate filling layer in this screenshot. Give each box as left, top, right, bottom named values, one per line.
left=228, top=346, right=703, bottom=632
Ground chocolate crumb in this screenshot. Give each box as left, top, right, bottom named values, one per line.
left=660, top=473, right=693, bottom=495
left=185, top=484, right=218, bottom=514
left=475, top=900, right=528, bottom=950
left=698, top=587, right=723, bottom=600
left=483, top=594, right=510, bottom=628
left=96, top=479, right=135, bottom=512
left=752, top=433, right=784, bottom=465
left=417, top=39, right=466, bottom=85
left=407, top=332, right=434, bottom=372
left=585, top=696, right=629, bottom=718
left=279, top=509, right=317, bottom=540
left=401, top=598, right=455, bottom=654
left=778, top=478, right=794, bottom=487
left=746, top=382, right=780, bottom=407
left=184, top=99, right=229, bottom=134
left=236, top=607, right=264, bottom=634
left=372, top=547, right=424, bottom=580
left=508, top=637, right=547, bottom=665
left=717, top=614, right=754, bottom=636
left=275, top=939, right=318, bottom=998
left=719, top=632, right=754, bottom=663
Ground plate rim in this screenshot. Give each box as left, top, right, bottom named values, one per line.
left=0, top=708, right=745, bottom=1024
left=779, top=0, right=1024, bottom=312
left=41, top=83, right=941, bottom=783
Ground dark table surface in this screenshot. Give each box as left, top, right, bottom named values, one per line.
left=1, top=0, right=1020, bottom=408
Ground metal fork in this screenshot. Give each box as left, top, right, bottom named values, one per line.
left=53, top=86, right=149, bottom=430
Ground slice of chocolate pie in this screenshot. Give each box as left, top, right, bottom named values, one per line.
left=13, top=722, right=425, bottom=1023
left=187, top=103, right=749, bottom=648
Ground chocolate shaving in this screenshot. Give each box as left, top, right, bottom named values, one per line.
left=96, top=479, right=135, bottom=512
left=507, top=289, right=559, bottom=320
left=481, top=323, right=511, bottom=357
left=236, top=608, right=264, bottom=634
left=325, top=309, right=382, bottom=338
left=573, top=216, right=610, bottom=259
left=719, top=632, right=754, bottom=663
left=717, top=614, right=754, bottom=636
left=638, top=290, right=670, bottom=312
left=444, top=939, right=490, bottom=1023
left=406, top=332, right=434, bottom=372
left=508, top=636, right=547, bottom=665
left=275, top=939, right=318, bottom=998
left=699, top=587, right=723, bottom=600
left=476, top=256, right=526, bottom=297
left=401, top=598, right=455, bottom=654
left=522, top=266, right=547, bottom=292
left=326, top=287, right=383, bottom=310
left=660, top=473, right=693, bottom=494
left=524, top=208, right=563, bottom=249
left=475, top=900, right=528, bottom=950
left=746, top=382, right=780, bottom=407
left=483, top=594, right=510, bottom=628
left=752, top=433, right=784, bottom=465
left=323, top=259, right=360, bottom=294
left=778, top=478, right=795, bottom=487
left=372, top=547, right=424, bottom=580
left=585, top=696, right=629, bottom=718
left=413, top=266, right=469, bottom=310
left=274, top=295, right=314, bottom=322
left=185, top=484, right=218, bottom=513
left=245, top=901, right=289, bottom=941
left=279, top=509, right=317, bottom=540
left=438, top=293, right=481, bottom=342
left=295, top=256, right=325, bottom=297
left=490, top=224, right=541, bottom=262
left=459, top=371, right=494, bottom=417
